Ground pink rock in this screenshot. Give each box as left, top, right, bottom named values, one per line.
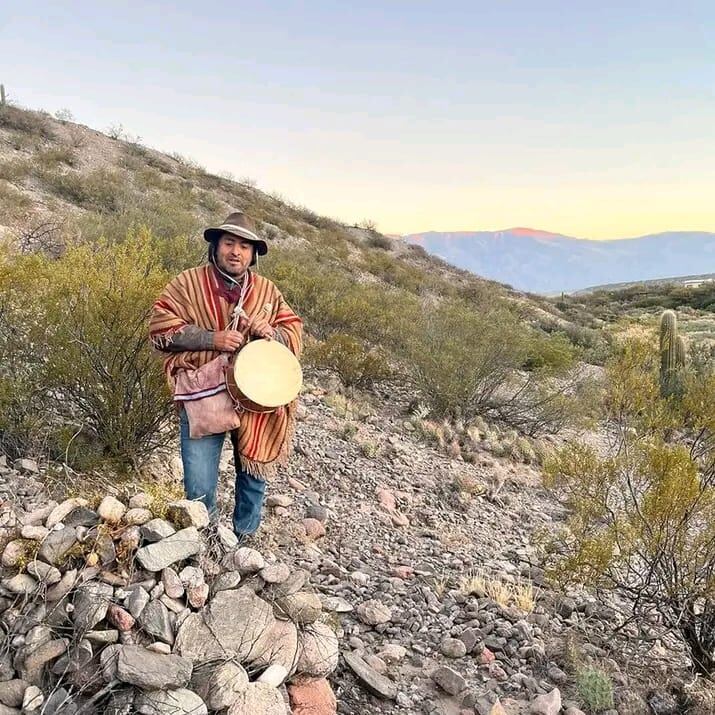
left=288, top=678, right=337, bottom=715
left=303, top=518, right=326, bottom=540
left=393, top=566, right=413, bottom=579
left=390, top=511, right=409, bottom=527
left=106, top=603, right=135, bottom=632
left=479, top=647, right=496, bottom=664
left=375, top=487, right=397, bottom=512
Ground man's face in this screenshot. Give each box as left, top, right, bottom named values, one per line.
left=215, top=233, right=254, bottom=278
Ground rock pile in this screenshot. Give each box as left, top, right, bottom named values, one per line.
left=0, top=489, right=340, bottom=714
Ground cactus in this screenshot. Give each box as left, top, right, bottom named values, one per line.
left=0, top=84, right=5, bottom=106
left=660, top=310, right=686, bottom=398
left=576, top=667, right=614, bottom=712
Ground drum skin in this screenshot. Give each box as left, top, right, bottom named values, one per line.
left=225, top=339, right=302, bottom=413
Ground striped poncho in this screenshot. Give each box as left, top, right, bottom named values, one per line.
left=149, top=265, right=303, bottom=478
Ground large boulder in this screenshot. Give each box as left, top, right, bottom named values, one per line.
left=296, top=623, right=339, bottom=678
left=205, top=588, right=275, bottom=663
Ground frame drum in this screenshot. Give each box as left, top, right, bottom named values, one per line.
left=227, top=339, right=302, bottom=412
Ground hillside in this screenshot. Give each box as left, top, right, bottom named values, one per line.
left=402, top=228, right=715, bottom=294
left=2, top=104, right=715, bottom=715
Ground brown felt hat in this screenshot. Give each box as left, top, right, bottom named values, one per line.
left=203, top=212, right=268, bottom=256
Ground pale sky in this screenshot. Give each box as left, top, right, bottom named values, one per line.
left=3, top=1, right=714, bottom=238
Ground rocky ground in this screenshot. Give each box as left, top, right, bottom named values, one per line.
left=0, top=379, right=707, bottom=714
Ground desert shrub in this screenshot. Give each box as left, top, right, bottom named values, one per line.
left=0, top=159, right=32, bottom=184
left=39, top=167, right=128, bottom=213
left=0, top=180, right=31, bottom=217
left=36, top=146, right=77, bottom=167
left=523, top=331, right=577, bottom=372
left=0, top=105, right=55, bottom=139
left=305, top=334, right=391, bottom=388
left=0, top=230, right=175, bottom=469
left=366, top=233, right=393, bottom=250
left=544, top=337, right=715, bottom=675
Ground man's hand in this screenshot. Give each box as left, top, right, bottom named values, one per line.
left=249, top=315, right=275, bottom=340
left=213, top=330, right=245, bottom=352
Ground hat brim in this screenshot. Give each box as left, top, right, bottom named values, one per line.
left=203, top=227, right=268, bottom=256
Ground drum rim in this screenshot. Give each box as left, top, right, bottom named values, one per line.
left=233, top=339, right=302, bottom=407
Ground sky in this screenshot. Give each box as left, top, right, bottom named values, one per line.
left=3, top=1, right=715, bottom=238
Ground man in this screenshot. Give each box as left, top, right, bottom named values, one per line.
left=149, top=211, right=303, bottom=538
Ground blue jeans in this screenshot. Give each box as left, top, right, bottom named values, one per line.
left=179, top=410, right=266, bottom=535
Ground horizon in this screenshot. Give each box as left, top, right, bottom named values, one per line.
left=4, top=1, right=715, bottom=238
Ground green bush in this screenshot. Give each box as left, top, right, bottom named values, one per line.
left=306, top=334, right=391, bottom=388
left=0, top=230, right=175, bottom=469
left=544, top=337, right=715, bottom=675
left=39, top=167, right=129, bottom=213
left=0, top=105, right=55, bottom=139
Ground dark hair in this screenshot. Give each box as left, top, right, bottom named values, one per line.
left=208, top=236, right=257, bottom=267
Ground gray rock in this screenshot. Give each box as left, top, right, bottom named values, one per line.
left=205, top=588, right=275, bottom=662
left=275, top=592, right=322, bottom=624
left=45, top=569, right=78, bottom=602
left=441, top=637, right=467, bottom=658
left=250, top=618, right=299, bottom=672
left=1, top=575, right=37, bottom=595
left=227, top=682, right=288, bottom=715
left=556, top=597, right=576, bottom=619
left=0, top=680, right=27, bottom=707
left=135, top=688, right=207, bottom=715
left=138, top=600, right=174, bottom=644
left=162, top=568, right=185, bottom=599
left=259, top=562, right=290, bottom=584
left=432, top=665, right=466, bottom=696
left=211, top=571, right=241, bottom=594
left=216, top=525, right=238, bottom=550
left=22, top=685, right=43, bottom=712
left=13, top=459, right=38, bottom=474
left=25, top=561, right=61, bottom=585
left=305, top=503, right=328, bottom=522
left=50, top=639, right=93, bottom=675
left=73, top=582, right=113, bottom=632
left=21, top=638, right=69, bottom=685
left=38, top=527, right=77, bottom=565
left=174, top=613, right=224, bottom=663
left=42, top=686, right=78, bottom=715
left=230, top=547, right=265, bottom=573
left=124, top=585, right=150, bottom=619
left=116, top=645, right=192, bottom=689
left=63, top=507, right=100, bottom=529
left=45, top=499, right=87, bottom=529
left=193, top=661, right=249, bottom=710
left=319, top=595, right=353, bottom=613
left=166, top=500, right=210, bottom=529
left=356, top=599, right=391, bottom=626
left=85, top=630, right=119, bottom=644
left=530, top=688, right=562, bottom=715
left=140, top=519, right=176, bottom=542
left=343, top=651, right=397, bottom=700
left=135, top=527, right=204, bottom=571
left=100, top=645, right=122, bottom=682
left=296, top=622, right=339, bottom=678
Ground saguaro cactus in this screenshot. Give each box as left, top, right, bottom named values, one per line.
left=0, top=84, right=5, bottom=106
left=660, top=310, right=686, bottom=397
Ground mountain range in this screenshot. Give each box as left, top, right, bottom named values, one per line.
left=401, top=228, right=715, bottom=294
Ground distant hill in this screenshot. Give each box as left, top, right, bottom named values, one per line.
left=574, top=273, right=715, bottom=296
left=402, top=228, right=715, bottom=294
